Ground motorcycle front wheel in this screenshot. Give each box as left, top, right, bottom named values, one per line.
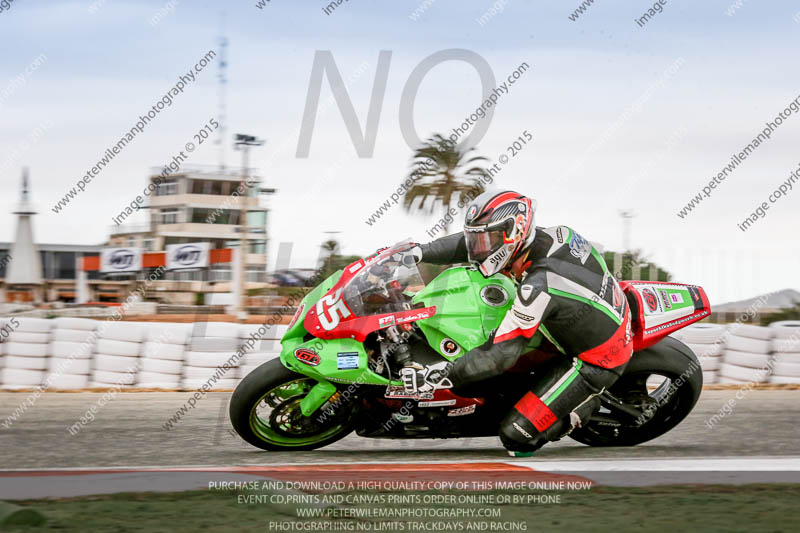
left=229, top=358, right=358, bottom=451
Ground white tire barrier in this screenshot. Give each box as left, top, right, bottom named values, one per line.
left=53, top=317, right=98, bottom=331
left=271, top=325, right=288, bottom=338
left=144, top=323, right=192, bottom=345
left=723, top=350, right=770, bottom=369
left=191, top=322, right=240, bottom=338
left=239, top=324, right=287, bottom=340
left=141, top=342, right=185, bottom=360
left=95, top=339, right=141, bottom=357
left=0, top=368, right=44, bottom=387
left=701, top=370, right=718, bottom=384
left=243, top=352, right=278, bottom=366
left=48, top=357, right=92, bottom=375
left=17, top=317, right=800, bottom=390
left=1, top=342, right=48, bottom=357
left=771, top=338, right=800, bottom=353
left=773, top=352, right=800, bottom=365
left=188, top=337, right=241, bottom=352
left=680, top=324, right=726, bottom=344
left=52, top=329, right=98, bottom=343
left=238, top=365, right=257, bottom=378
left=729, top=324, right=773, bottom=340
left=699, top=356, right=721, bottom=371
left=141, top=358, right=183, bottom=375
left=88, top=382, right=134, bottom=389
left=137, top=371, right=181, bottom=385
left=98, top=322, right=146, bottom=343
left=771, top=361, right=800, bottom=378
left=686, top=342, right=724, bottom=357
left=48, top=373, right=90, bottom=389
left=769, top=375, right=800, bottom=384
left=92, top=370, right=137, bottom=386
left=182, top=377, right=238, bottom=390
left=719, top=362, right=770, bottom=383
left=4, top=356, right=49, bottom=371
left=183, top=365, right=238, bottom=380
left=717, top=376, right=750, bottom=385
left=726, top=335, right=771, bottom=354
left=93, top=354, right=140, bottom=374
left=49, top=341, right=93, bottom=359
left=12, top=318, right=52, bottom=333
left=3, top=332, right=50, bottom=344
left=185, top=351, right=238, bottom=368
left=769, top=321, right=800, bottom=339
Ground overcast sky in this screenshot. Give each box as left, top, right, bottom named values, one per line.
left=2, top=0, right=799, bottom=304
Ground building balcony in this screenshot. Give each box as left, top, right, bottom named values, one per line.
left=154, top=222, right=242, bottom=238
left=109, top=223, right=153, bottom=236
left=147, top=193, right=265, bottom=210
left=150, top=165, right=260, bottom=181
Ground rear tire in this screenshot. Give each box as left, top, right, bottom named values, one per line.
left=229, top=359, right=358, bottom=451
left=570, top=336, right=703, bottom=447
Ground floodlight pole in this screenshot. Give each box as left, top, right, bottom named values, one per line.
left=234, top=134, right=264, bottom=318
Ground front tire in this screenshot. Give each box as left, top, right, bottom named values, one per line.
left=229, top=359, right=358, bottom=451
left=570, top=336, right=703, bottom=447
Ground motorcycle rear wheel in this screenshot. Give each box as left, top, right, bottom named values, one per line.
left=229, top=359, right=358, bottom=451
left=569, top=337, right=703, bottom=447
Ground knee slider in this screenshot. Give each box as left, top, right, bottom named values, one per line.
left=579, top=362, right=621, bottom=391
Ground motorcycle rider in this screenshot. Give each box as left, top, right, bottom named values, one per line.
left=400, top=190, right=633, bottom=456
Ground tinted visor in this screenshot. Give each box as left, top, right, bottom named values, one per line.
left=464, top=220, right=513, bottom=263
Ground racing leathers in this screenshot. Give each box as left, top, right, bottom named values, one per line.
left=416, top=226, right=634, bottom=452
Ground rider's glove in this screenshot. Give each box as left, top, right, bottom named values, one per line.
left=405, top=244, right=423, bottom=266
left=401, top=361, right=453, bottom=395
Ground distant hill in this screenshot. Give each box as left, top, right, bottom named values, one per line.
left=714, top=289, right=800, bottom=312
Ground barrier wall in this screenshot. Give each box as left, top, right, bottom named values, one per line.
left=0, top=317, right=286, bottom=390
left=1, top=318, right=799, bottom=389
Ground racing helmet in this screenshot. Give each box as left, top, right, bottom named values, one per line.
left=463, top=190, right=536, bottom=277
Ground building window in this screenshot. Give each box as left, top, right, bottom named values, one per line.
left=249, top=240, right=266, bottom=254
left=247, top=211, right=267, bottom=228
left=156, top=179, right=178, bottom=196
left=160, top=209, right=179, bottom=224
left=247, top=266, right=266, bottom=283
left=209, top=264, right=232, bottom=282
left=190, top=208, right=239, bottom=225
left=0, top=250, right=10, bottom=277
left=143, top=238, right=157, bottom=251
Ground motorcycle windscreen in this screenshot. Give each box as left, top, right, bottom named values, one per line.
left=305, top=242, right=435, bottom=341
left=622, top=281, right=711, bottom=350
left=341, top=250, right=425, bottom=317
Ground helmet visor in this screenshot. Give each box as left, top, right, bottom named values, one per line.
left=464, top=220, right=513, bottom=263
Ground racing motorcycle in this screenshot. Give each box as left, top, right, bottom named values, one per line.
left=230, top=242, right=710, bottom=451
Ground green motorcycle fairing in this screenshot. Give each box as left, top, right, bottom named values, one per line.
left=278, top=266, right=545, bottom=414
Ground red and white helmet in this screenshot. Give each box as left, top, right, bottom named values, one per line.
left=463, top=190, right=536, bottom=277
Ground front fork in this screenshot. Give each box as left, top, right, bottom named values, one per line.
left=299, top=380, right=337, bottom=416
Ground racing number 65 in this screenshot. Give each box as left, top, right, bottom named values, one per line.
left=316, top=289, right=351, bottom=330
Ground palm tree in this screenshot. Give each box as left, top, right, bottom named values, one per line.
left=321, top=239, right=339, bottom=257
left=402, top=134, right=489, bottom=233
left=319, top=239, right=340, bottom=274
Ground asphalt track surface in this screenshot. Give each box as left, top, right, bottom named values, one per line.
left=0, top=390, right=798, bottom=469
